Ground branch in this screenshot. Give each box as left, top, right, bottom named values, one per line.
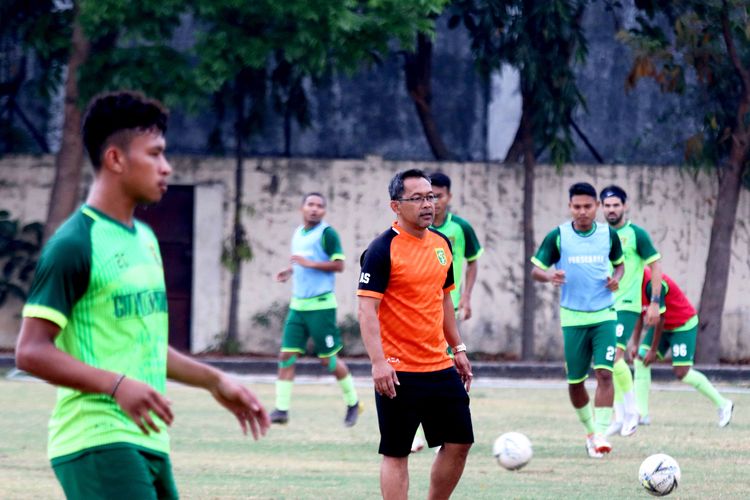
left=721, top=1, right=750, bottom=99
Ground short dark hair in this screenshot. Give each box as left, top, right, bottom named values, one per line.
left=599, top=184, right=627, bottom=203
left=568, top=182, right=597, bottom=200
left=388, top=169, right=431, bottom=200
left=302, top=192, right=326, bottom=206
left=428, top=171, right=451, bottom=191
left=82, top=90, right=168, bottom=170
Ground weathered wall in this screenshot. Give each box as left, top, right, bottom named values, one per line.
left=1, top=155, right=748, bottom=360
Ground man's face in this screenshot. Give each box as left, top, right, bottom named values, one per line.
left=392, top=176, right=434, bottom=229
left=569, top=194, right=599, bottom=230
left=119, top=131, right=171, bottom=204
left=301, top=195, right=326, bottom=225
left=432, top=185, right=451, bottom=220
left=602, top=196, right=626, bottom=227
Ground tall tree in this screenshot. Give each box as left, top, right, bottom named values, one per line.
left=193, top=0, right=446, bottom=350
left=455, top=0, right=590, bottom=359
left=622, top=0, right=750, bottom=363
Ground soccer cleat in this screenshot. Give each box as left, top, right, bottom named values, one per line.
left=621, top=412, right=639, bottom=437
left=718, top=400, right=734, bottom=428
left=639, top=414, right=651, bottom=426
left=604, top=420, right=623, bottom=437
left=585, top=435, right=603, bottom=459
left=344, top=401, right=363, bottom=427
left=411, top=435, right=426, bottom=453
left=270, top=409, right=289, bottom=424
left=592, top=434, right=612, bottom=455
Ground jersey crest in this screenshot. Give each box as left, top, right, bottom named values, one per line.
left=435, top=248, right=447, bottom=265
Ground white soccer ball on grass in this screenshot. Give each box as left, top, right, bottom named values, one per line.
left=638, top=453, right=681, bottom=496
left=492, top=432, right=532, bottom=471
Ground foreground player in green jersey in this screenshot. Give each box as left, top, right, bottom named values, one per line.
left=599, top=185, right=662, bottom=437
left=532, top=182, right=624, bottom=459
left=629, top=268, right=734, bottom=427
left=15, top=91, right=269, bottom=499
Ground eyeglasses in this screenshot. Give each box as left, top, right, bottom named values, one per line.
left=396, top=194, right=437, bottom=204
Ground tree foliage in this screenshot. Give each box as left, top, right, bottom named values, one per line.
left=453, top=0, right=590, bottom=166
left=621, top=0, right=750, bottom=185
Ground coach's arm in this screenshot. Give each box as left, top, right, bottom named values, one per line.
left=358, top=296, right=399, bottom=399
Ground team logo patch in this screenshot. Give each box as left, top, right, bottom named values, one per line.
left=435, top=248, right=447, bottom=265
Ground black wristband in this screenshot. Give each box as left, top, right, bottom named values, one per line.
left=110, top=374, right=126, bottom=398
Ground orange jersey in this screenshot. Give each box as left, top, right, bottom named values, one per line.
left=357, top=222, right=455, bottom=372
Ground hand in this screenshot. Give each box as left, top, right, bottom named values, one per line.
left=627, top=343, right=638, bottom=362
left=550, top=270, right=566, bottom=286
left=457, top=297, right=472, bottom=320
left=114, top=376, right=174, bottom=435
left=275, top=267, right=292, bottom=282
left=644, top=302, right=660, bottom=327
left=642, top=349, right=657, bottom=367
left=606, top=276, right=619, bottom=292
left=210, top=375, right=270, bottom=439
left=372, top=361, right=399, bottom=399
left=453, top=352, right=473, bottom=393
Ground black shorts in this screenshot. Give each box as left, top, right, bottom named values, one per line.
left=375, top=367, right=474, bottom=457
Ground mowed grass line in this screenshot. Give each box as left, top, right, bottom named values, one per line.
left=1, top=376, right=748, bottom=499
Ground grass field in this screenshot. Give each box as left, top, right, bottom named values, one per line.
left=1, top=373, right=748, bottom=499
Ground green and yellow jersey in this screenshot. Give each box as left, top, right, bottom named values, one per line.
left=22, top=205, right=170, bottom=461
left=612, top=221, right=660, bottom=313
left=431, top=213, right=483, bottom=308
left=289, top=225, right=344, bottom=311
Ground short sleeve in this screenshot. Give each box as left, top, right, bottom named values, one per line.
left=609, top=227, right=624, bottom=265
left=455, top=216, right=483, bottom=261
left=633, top=225, right=660, bottom=264
left=357, top=231, right=393, bottom=298
left=531, top=228, right=561, bottom=270
left=322, top=226, right=345, bottom=260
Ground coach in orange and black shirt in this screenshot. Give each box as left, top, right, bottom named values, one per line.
left=357, top=169, right=474, bottom=499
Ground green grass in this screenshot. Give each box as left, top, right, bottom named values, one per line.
left=1, top=375, right=748, bottom=499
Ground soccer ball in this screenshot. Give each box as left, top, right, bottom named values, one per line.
left=638, top=453, right=681, bottom=496
left=492, top=432, right=532, bottom=471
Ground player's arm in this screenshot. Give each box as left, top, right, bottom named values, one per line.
left=629, top=314, right=644, bottom=361
left=642, top=317, right=665, bottom=367
left=357, top=295, right=398, bottom=398
left=442, top=292, right=473, bottom=392
left=458, top=260, right=478, bottom=320
left=644, top=259, right=663, bottom=326
left=531, top=228, right=565, bottom=285
left=16, top=317, right=174, bottom=434
left=166, top=347, right=269, bottom=439
left=290, top=257, right=344, bottom=272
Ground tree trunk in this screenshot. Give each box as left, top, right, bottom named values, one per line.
left=696, top=143, right=749, bottom=363
left=404, top=33, right=453, bottom=161
left=519, top=96, right=536, bottom=360
left=43, top=16, right=90, bottom=243
left=225, top=80, right=246, bottom=352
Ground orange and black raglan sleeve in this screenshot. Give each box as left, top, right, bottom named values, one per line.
left=357, top=228, right=395, bottom=300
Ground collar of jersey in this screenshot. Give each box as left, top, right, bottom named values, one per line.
left=82, top=204, right=137, bottom=234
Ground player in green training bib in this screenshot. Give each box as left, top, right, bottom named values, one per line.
left=270, top=192, right=361, bottom=427
left=532, top=182, right=624, bottom=459
left=15, top=91, right=269, bottom=499
left=599, top=185, right=662, bottom=437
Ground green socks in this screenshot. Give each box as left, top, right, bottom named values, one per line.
left=575, top=402, right=596, bottom=434
left=338, top=374, right=359, bottom=406
left=594, top=407, right=613, bottom=436
left=682, top=368, right=726, bottom=408
left=634, top=358, right=651, bottom=419
left=275, top=380, right=293, bottom=411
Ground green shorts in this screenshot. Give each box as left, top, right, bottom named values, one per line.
left=52, top=444, right=178, bottom=500
left=638, top=326, right=697, bottom=366
left=281, top=308, right=342, bottom=357
left=615, top=310, right=640, bottom=350
left=562, top=321, right=617, bottom=383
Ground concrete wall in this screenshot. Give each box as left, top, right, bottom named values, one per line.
left=1, top=155, right=748, bottom=360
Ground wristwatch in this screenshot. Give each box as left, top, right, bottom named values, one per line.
left=453, top=343, right=467, bottom=353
